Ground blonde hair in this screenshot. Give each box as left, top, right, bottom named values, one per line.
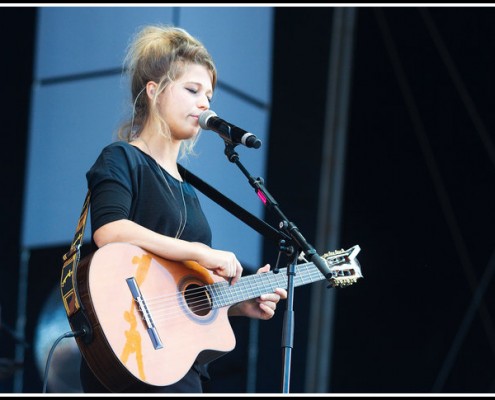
left=118, top=24, right=217, bottom=157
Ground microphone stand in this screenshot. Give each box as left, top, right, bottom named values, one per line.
left=223, top=143, right=335, bottom=393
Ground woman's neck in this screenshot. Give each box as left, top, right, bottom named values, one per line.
left=133, top=132, right=182, bottom=180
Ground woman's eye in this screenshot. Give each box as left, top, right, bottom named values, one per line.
left=187, top=87, right=212, bottom=103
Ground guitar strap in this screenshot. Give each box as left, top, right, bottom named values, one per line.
left=60, top=189, right=90, bottom=320
left=179, top=164, right=286, bottom=244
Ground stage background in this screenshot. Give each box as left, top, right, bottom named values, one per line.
left=1, top=5, right=495, bottom=394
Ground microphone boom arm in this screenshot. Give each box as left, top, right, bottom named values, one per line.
left=223, top=144, right=335, bottom=283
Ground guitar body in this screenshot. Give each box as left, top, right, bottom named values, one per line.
left=72, top=242, right=236, bottom=391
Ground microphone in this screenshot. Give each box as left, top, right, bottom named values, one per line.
left=199, top=110, right=262, bottom=149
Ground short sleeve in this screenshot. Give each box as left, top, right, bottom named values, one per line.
left=86, top=143, right=134, bottom=233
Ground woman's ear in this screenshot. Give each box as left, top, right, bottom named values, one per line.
left=146, top=81, right=157, bottom=99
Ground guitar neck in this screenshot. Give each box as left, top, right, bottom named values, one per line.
left=208, top=262, right=324, bottom=309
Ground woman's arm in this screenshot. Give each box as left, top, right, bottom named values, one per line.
left=93, top=219, right=243, bottom=284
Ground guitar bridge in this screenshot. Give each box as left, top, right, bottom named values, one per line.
left=126, top=277, right=163, bottom=350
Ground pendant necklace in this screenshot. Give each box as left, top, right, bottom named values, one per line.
left=137, top=137, right=187, bottom=239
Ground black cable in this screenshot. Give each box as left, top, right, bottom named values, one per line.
left=41, top=329, right=85, bottom=393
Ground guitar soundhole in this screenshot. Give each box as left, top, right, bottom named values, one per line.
left=184, top=284, right=212, bottom=317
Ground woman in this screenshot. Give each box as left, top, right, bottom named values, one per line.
left=80, top=24, right=287, bottom=393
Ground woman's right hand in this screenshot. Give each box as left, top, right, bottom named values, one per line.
left=194, top=243, right=243, bottom=284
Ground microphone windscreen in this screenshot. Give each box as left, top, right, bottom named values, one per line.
left=199, top=109, right=217, bottom=129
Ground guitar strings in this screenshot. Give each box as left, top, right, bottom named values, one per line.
left=140, top=261, right=358, bottom=325
left=143, top=260, right=335, bottom=308
left=145, top=282, right=254, bottom=322
left=143, top=276, right=279, bottom=323
left=145, top=266, right=324, bottom=321
left=136, top=263, right=330, bottom=324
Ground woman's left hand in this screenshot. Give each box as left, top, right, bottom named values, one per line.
left=228, top=264, right=288, bottom=320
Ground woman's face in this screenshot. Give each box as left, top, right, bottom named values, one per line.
left=158, top=63, right=213, bottom=141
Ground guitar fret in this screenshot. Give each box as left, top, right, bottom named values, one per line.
left=231, top=280, right=245, bottom=304
left=300, top=265, right=310, bottom=284
left=293, top=266, right=303, bottom=286
left=209, top=282, right=224, bottom=307
left=258, top=273, right=272, bottom=298
left=274, top=271, right=286, bottom=288
left=247, top=274, right=256, bottom=300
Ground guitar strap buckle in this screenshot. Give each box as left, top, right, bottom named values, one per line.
left=61, top=246, right=81, bottom=317
left=60, top=190, right=90, bottom=318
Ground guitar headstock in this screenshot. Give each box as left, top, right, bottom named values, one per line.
left=322, top=245, right=363, bottom=288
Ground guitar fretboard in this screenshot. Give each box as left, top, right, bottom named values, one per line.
left=208, top=262, right=325, bottom=309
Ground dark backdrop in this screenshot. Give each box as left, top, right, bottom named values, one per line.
left=2, top=6, right=495, bottom=394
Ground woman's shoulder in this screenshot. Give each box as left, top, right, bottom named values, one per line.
left=87, top=141, right=143, bottom=186
left=89, top=140, right=146, bottom=173
left=101, top=140, right=134, bottom=154
left=98, top=140, right=145, bottom=162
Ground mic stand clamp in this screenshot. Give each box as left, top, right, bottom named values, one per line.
left=223, top=142, right=333, bottom=393
left=273, top=239, right=294, bottom=275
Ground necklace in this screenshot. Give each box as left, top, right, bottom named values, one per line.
left=137, top=137, right=187, bottom=239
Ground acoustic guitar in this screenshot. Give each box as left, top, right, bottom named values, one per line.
left=67, top=242, right=362, bottom=391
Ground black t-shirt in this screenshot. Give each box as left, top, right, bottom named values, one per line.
left=81, top=141, right=212, bottom=393
left=87, top=140, right=212, bottom=247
